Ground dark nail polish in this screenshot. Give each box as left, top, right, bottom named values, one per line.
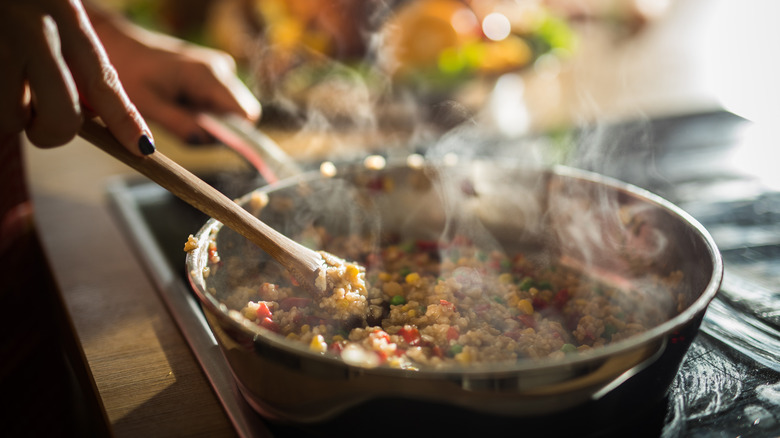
left=138, top=135, right=156, bottom=155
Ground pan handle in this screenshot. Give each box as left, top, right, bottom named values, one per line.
left=197, top=113, right=302, bottom=183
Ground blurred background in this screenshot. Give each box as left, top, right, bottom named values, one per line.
left=91, top=0, right=778, bottom=123
left=83, top=0, right=780, bottom=182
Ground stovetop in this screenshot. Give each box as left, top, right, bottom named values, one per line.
left=108, top=109, right=780, bottom=437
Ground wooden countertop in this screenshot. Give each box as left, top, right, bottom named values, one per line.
left=25, top=133, right=244, bottom=437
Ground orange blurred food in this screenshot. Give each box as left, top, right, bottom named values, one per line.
left=383, top=0, right=480, bottom=74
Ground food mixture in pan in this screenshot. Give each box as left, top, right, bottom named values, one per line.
left=188, top=224, right=683, bottom=370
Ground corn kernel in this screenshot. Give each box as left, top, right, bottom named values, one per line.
left=516, top=299, right=534, bottom=315
left=301, top=324, right=311, bottom=333
left=346, top=264, right=360, bottom=280
left=407, top=309, right=416, bottom=317
left=498, top=273, right=513, bottom=284
left=454, top=350, right=472, bottom=365
left=378, top=272, right=392, bottom=282
left=241, top=303, right=258, bottom=320
left=405, top=272, right=421, bottom=284
left=309, top=334, right=327, bottom=353
left=332, top=335, right=344, bottom=342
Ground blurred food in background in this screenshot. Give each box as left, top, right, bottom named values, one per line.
left=108, top=0, right=668, bottom=138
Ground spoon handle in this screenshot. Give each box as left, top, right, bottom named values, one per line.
left=78, top=118, right=323, bottom=286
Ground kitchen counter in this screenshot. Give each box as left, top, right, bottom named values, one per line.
left=24, top=134, right=243, bottom=437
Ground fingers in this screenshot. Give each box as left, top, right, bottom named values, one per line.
left=183, top=49, right=262, bottom=122
left=0, top=0, right=154, bottom=155
left=127, top=47, right=261, bottom=144
left=134, top=88, right=205, bottom=142
left=0, top=4, right=81, bottom=147
left=24, top=16, right=82, bottom=147
left=53, top=1, right=154, bottom=156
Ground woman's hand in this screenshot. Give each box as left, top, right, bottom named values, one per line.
left=0, top=0, right=154, bottom=155
left=90, top=7, right=262, bottom=144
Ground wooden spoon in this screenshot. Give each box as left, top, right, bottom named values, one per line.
left=78, top=118, right=327, bottom=294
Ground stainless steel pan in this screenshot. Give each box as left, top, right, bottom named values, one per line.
left=185, top=158, right=722, bottom=429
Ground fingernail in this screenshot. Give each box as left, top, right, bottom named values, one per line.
left=138, top=135, right=156, bottom=155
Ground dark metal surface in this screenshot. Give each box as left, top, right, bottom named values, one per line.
left=109, top=110, right=780, bottom=437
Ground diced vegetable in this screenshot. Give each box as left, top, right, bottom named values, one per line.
left=561, top=343, right=577, bottom=353
left=390, top=295, right=406, bottom=306
left=256, top=302, right=273, bottom=320
left=398, top=325, right=421, bottom=346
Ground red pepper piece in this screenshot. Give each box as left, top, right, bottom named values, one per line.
left=398, top=326, right=421, bottom=346
left=260, top=317, right=279, bottom=332
left=446, top=326, right=460, bottom=341
left=439, top=299, right=456, bottom=311
left=329, top=341, right=344, bottom=354
left=532, top=296, right=549, bottom=310
left=256, top=302, right=273, bottom=320
left=517, top=314, right=536, bottom=329
left=553, top=289, right=569, bottom=309
left=372, top=329, right=391, bottom=343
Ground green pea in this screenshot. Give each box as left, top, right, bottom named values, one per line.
left=447, top=344, right=464, bottom=357
left=561, top=344, right=577, bottom=353
left=390, top=295, right=406, bottom=306
left=519, top=277, right=535, bottom=291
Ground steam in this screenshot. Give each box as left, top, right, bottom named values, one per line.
left=240, top=1, right=683, bottom=324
